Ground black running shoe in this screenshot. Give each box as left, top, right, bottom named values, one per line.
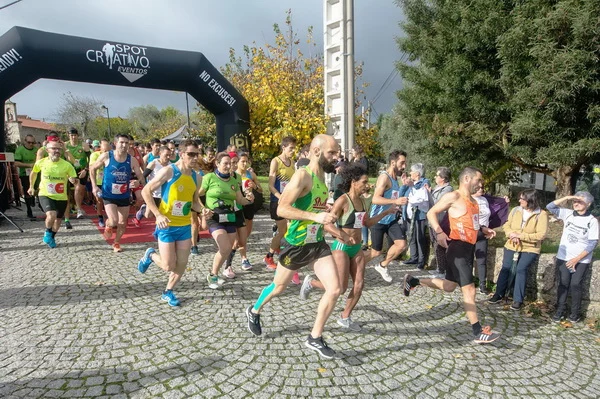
left=403, top=274, right=416, bottom=297
left=474, top=326, right=500, bottom=344
left=246, top=306, right=262, bottom=336
left=305, top=335, right=335, bottom=359
left=487, top=295, right=503, bottom=304
left=65, top=220, right=73, bottom=230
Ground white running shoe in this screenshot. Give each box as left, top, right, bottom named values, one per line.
left=223, top=266, right=236, bottom=279
left=337, top=317, right=361, bottom=332
left=76, top=209, right=85, bottom=219
left=299, top=274, right=314, bottom=300
left=374, top=263, right=392, bottom=282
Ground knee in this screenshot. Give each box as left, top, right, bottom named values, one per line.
left=272, top=282, right=287, bottom=295
left=326, top=285, right=342, bottom=298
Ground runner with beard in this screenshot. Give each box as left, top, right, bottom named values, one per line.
left=403, top=167, right=501, bottom=344
left=245, top=134, right=342, bottom=359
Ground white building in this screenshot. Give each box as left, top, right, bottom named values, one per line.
left=4, top=100, right=55, bottom=145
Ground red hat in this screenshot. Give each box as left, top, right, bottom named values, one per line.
left=47, top=135, right=59, bottom=142
left=228, top=151, right=238, bottom=159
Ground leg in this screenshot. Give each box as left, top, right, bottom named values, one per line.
left=75, top=182, right=85, bottom=211
left=419, top=277, right=458, bottom=292
left=381, top=239, right=407, bottom=267
left=513, top=252, right=538, bottom=304
left=341, top=252, right=366, bottom=319
left=461, top=283, right=479, bottom=324
left=270, top=218, right=288, bottom=253
left=407, top=221, right=418, bottom=263
left=252, top=264, right=296, bottom=313
left=554, top=259, right=571, bottom=316
left=492, top=248, right=515, bottom=298
left=191, top=212, right=199, bottom=247
left=311, top=255, right=342, bottom=338
left=210, top=230, right=236, bottom=275
left=237, top=225, right=249, bottom=260
left=104, top=204, right=119, bottom=228
left=166, top=239, right=192, bottom=290
left=45, top=211, right=57, bottom=230
left=475, top=232, right=488, bottom=287
left=568, top=262, right=589, bottom=320
left=114, top=206, right=130, bottom=245
left=152, top=239, right=177, bottom=272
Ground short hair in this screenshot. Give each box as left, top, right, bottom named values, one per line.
left=238, top=152, right=250, bottom=160
left=179, top=139, right=197, bottom=150
left=574, top=191, right=594, bottom=206
left=281, top=136, right=297, bottom=148
left=215, top=151, right=231, bottom=164
left=339, top=163, right=368, bottom=192
left=151, top=138, right=161, bottom=145
left=300, top=144, right=310, bottom=155
left=160, top=140, right=167, bottom=145
left=67, top=127, right=78, bottom=135
left=388, top=150, right=407, bottom=164
left=436, top=167, right=451, bottom=183
left=159, top=145, right=170, bottom=153
left=519, top=189, right=540, bottom=210
left=458, top=166, right=483, bottom=182
left=410, top=163, right=425, bottom=177
left=204, top=146, right=215, bottom=154
left=114, top=134, right=129, bottom=141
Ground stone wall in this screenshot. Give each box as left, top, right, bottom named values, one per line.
left=487, top=248, right=599, bottom=318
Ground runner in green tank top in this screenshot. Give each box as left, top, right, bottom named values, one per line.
left=245, top=134, right=343, bottom=359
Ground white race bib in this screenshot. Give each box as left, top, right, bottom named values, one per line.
left=472, top=214, right=480, bottom=231
left=46, top=182, right=65, bottom=195
left=280, top=181, right=288, bottom=192
left=74, top=159, right=80, bottom=168
left=354, top=212, right=365, bottom=229
left=305, top=224, right=319, bottom=243
left=171, top=200, right=190, bottom=216
left=25, top=168, right=32, bottom=176
left=111, top=183, right=127, bottom=195
left=391, top=190, right=399, bottom=200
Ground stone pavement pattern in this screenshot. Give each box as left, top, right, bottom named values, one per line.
left=0, top=209, right=599, bottom=398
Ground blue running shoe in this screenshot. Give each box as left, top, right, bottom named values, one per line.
left=98, top=218, right=106, bottom=228
left=161, top=290, right=180, bottom=307
left=43, top=231, right=52, bottom=246
left=138, top=247, right=156, bottom=273
left=136, top=204, right=146, bottom=221
left=48, top=236, right=57, bottom=249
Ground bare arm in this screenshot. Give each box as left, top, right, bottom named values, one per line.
left=268, top=158, right=279, bottom=198
left=427, top=191, right=460, bottom=248
left=277, top=169, right=336, bottom=225
left=142, top=166, right=174, bottom=229
left=130, top=157, right=145, bottom=187
left=371, top=173, right=407, bottom=206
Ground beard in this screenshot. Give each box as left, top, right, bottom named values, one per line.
left=50, top=154, right=60, bottom=162
left=470, top=183, right=481, bottom=195
left=319, top=154, right=336, bottom=173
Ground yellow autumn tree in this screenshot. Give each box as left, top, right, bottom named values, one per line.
left=221, top=11, right=327, bottom=159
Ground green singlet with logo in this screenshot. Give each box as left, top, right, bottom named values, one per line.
left=284, top=167, right=329, bottom=246
left=66, top=143, right=88, bottom=171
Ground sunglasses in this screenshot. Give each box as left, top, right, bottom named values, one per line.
left=185, top=152, right=199, bottom=158
left=47, top=147, right=62, bottom=151
left=26, top=141, right=36, bottom=144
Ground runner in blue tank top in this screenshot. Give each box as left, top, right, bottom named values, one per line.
left=368, top=150, right=411, bottom=283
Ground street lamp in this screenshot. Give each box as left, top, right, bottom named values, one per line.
left=101, top=105, right=111, bottom=137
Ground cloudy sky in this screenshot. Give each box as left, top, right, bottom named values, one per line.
left=0, top=0, right=404, bottom=122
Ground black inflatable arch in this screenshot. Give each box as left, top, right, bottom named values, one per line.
left=0, top=26, right=250, bottom=152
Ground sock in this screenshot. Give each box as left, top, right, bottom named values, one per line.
left=253, top=282, right=276, bottom=312
left=472, top=321, right=482, bottom=336
left=227, top=250, right=236, bottom=266
left=98, top=215, right=104, bottom=221
left=64, top=218, right=70, bottom=222
left=266, top=252, right=273, bottom=258
left=164, top=289, right=172, bottom=294
left=51, top=231, right=56, bottom=238
left=46, top=228, right=52, bottom=234
left=410, top=277, right=420, bottom=287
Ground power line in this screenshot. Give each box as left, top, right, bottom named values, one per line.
left=0, top=0, right=23, bottom=11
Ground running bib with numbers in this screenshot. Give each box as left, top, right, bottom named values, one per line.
left=280, top=181, right=288, bottom=192
left=111, top=183, right=128, bottom=195
left=391, top=190, right=399, bottom=200
left=171, top=200, right=191, bottom=216
left=305, top=224, right=320, bottom=243
left=472, top=214, right=480, bottom=231
left=354, top=212, right=366, bottom=228
left=47, top=182, right=65, bottom=194
left=218, top=213, right=236, bottom=223
left=74, top=159, right=81, bottom=168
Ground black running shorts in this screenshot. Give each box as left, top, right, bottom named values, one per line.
left=270, top=200, right=284, bottom=221
left=278, top=239, right=332, bottom=271
left=370, top=220, right=406, bottom=251
left=39, top=196, right=68, bottom=219
left=445, top=240, right=475, bottom=287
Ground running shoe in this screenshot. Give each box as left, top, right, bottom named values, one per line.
left=568, top=316, right=581, bottom=323
left=245, top=305, right=262, bottom=336
left=223, top=266, right=236, bottom=279
left=132, top=217, right=140, bottom=228
left=291, top=271, right=301, bottom=285
left=487, top=295, right=503, bottom=304
left=48, top=237, right=57, bottom=248
left=305, top=335, right=335, bottom=359
left=103, top=226, right=113, bottom=240
left=264, top=254, right=277, bottom=270
left=161, top=290, right=180, bottom=307
left=65, top=220, right=73, bottom=230
left=98, top=218, right=105, bottom=228
left=138, top=247, right=156, bottom=273
left=76, top=209, right=85, bottom=219
left=337, top=317, right=361, bottom=332
left=299, top=275, right=314, bottom=300
left=473, top=326, right=500, bottom=344
left=43, top=231, right=52, bottom=246
left=551, top=313, right=563, bottom=324
left=136, top=204, right=146, bottom=221
left=241, top=259, right=253, bottom=271
left=207, top=274, right=219, bottom=289
left=479, top=284, right=490, bottom=294
left=403, top=274, right=418, bottom=297
left=113, top=243, right=123, bottom=253
left=510, top=302, right=523, bottom=311
left=190, top=245, right=199, bottom=256
left=374, top=263, right=392, bottom=282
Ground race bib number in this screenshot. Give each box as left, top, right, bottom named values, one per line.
left=25, top=168, right=32, bottom=176
left=171, top=200, right=191, bottom=217
left=47, top=182, right=64, bottom=194
left=219, top=213, right=236, bottom=223
left=111, top=183, right=128, bottom=195
left=305, top=224, right=319, bottom=243
left=354, top=212, right=366, bottom=229
left=74, top=159, right=80, bottom=168
left=391, top=190, right=399, bottom=200
left=472, top=214, right=480, bottom=231
left=280, top=181, right=288, bottom=192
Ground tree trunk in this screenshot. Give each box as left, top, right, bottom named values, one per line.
left=552, top=165, right=575, bottom=198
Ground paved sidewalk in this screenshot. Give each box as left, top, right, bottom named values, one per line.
left=0, top=208, right=598, bottom=398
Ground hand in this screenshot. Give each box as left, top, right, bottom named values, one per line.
left=394, top=197, right=408, bottom=206
left=27, top=187, right=34, bottom=196
left=245, top=192, right=254, bottom=203
left=509, top=232, right=520, bottom=240
left=78, top=169, right=87, bottom=179
left=387, top=205, right=400, bottom=215
left=482, top=227, right=496, bottom=239
left=504, top=196, right=510, bottom=203
left=92, top=186, right=100, bottom=199
left=565, top=258, right=578, bottom=269
left=201, top=208, right=213, bottom=219
left=315, top=212, right=337, bottom=225
left=511, top=237, right=521, bottom=246
left=436, top=231, right=450, bottom=248
left=400, top=173, right=412, bottom=186
left=155, top=214, right=170, bottom=229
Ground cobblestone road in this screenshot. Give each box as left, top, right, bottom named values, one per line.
left=0, top=209, right=599, bottom=398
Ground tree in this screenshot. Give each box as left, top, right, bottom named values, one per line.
left=87, top=116, right=134, bottom=140
left=55, top=92, right=103, bottom=137
left=221, top=10, right=327, bottom=159
left=394, top=0, right=600, bottom=196
left=128, top=105, right=185, bottom=141
left=189, top=104, right=216, bottom=147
